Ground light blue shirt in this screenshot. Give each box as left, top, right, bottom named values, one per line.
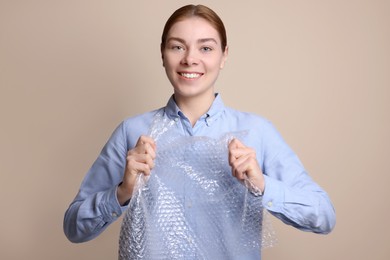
left=64, top=94, right=336, bottom=259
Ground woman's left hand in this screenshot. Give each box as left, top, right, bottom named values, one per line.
left=228, top=138, right=265, bottom=193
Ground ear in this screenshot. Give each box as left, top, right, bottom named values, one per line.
left=162, top=53, right=165, bottom=67
left=220, top=46, right=229, bottom=69
left=161, top=44, right=165, bottom=67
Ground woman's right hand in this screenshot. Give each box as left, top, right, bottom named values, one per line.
left=117, top=135, right=156, bottom=205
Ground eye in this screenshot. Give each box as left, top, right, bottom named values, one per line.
left=201, top=46, right=213, bottom=52
left=171, top=45, right=184, bottom=51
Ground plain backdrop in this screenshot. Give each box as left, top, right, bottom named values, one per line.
left=1, top=0, right=389, bottom=259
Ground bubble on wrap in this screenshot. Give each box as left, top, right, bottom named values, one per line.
left=119, top=112, right=277, bottom=259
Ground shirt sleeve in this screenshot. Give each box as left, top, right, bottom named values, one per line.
left=260, top=121, right=336, bottom=234
left=63, top=121, right=129, bottom=243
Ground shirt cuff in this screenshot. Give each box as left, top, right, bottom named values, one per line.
left=262, top=175, right=285, bottom=213
left=98, top=186, right=128, bottom=223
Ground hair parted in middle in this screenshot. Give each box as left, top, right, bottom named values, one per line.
left=160, top=4, right=227, bottom=51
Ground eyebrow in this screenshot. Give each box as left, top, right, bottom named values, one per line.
left=167, top=37, right=218, bottom=45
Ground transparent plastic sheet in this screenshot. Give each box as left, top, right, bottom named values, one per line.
left=119, top=112, right=277, bottom=259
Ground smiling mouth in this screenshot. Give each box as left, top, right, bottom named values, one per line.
left=179, top=72, right=203, bottom=79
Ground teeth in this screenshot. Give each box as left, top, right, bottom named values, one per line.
left=180, top=73, right=201, bottom=79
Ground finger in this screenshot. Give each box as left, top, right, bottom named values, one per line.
left=228, top=138, right=240, bottom=165
left=144, top=142, right=156, bottom=160
left=126, top=155, right=153, bottom=176
left=127, top=153, right=155, bottom=173
left=136, top=135, right=156, bottom=150
left=231, top=153, right=258, bottom=180
left=230, top=147, right=253, bottom=160
left=228, top=138, right=245, bottom=149
left=229, top=146, right=255, bottom=167
left=129, top=140, right=157, bottom=158
left=231, top=154, right=248, bottom=180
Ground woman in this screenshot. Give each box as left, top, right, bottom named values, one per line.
left=64, top=4, right=336, bottom=259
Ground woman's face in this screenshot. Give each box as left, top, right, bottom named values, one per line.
left=162, top=17, right=228, bottom=101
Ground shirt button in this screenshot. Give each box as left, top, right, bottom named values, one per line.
left=267, top=201, right=273, bottom=207
left=111, top=212, right=118, bottom=217
left=174, top=117, right=179, bottom=122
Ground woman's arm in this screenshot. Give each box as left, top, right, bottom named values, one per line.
left=63, top=122, right=128, bottom=243
left=260, top=122, right=336, bottom=234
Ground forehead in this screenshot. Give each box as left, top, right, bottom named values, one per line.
left=167, top=17, right=221, bottom=43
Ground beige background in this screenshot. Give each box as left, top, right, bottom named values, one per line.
left=1, top=0, right=389, bottom=259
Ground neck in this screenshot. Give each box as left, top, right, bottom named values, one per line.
left=174, top=92, right=215, bottom=127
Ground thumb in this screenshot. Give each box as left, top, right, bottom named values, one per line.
left=229, top=138, right=245, bottom=149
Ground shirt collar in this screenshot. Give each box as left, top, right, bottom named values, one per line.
left=164, top=93, right=225, bottom=125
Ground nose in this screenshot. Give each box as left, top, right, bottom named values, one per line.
left=181, top=48, right=198, bottom=66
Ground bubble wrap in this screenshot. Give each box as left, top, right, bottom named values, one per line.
left=119, top=112, right=276, bottom=259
